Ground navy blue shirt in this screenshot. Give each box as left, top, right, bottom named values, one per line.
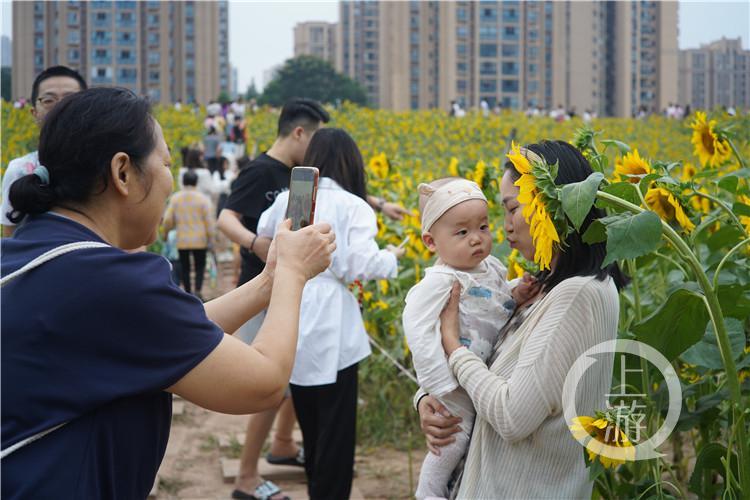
left=1, top=213, right=224, bottom=499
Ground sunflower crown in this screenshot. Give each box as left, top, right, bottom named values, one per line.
left=505, top=142, right=572, bottom=271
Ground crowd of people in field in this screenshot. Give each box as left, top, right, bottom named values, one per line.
left=4, top=65, right=630, bottom=500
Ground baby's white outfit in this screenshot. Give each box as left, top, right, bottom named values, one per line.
left=403, top=255, right=516, bottom=499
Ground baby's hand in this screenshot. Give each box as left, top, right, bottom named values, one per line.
left=512, top=273, right=540, bottom=305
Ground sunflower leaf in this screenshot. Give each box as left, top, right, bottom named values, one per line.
left=632, top=288, right=710, bottom=361
left=598, top=182, right=641, bottom=207
left=601, top=211, right=662, bottom=267
left=600, top=139, right=631, bottom=154
left=732, top=201, right=750, bottom=217
left=561, top=172, right=605, bottom=231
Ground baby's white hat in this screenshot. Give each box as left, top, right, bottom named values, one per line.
left=418, top=179, right=487, bottom=232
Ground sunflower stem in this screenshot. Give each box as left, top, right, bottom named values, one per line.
left=713, top=237, right=750, bottom=290
left=690, top=190, right=747, bottom=237
left=726, top=137, right=748, bottom=170
left=596, top=190, right=749, bottom=495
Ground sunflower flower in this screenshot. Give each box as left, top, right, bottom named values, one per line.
left=645, top=187, right=696, bottom=232
left=614, top=149, right=651, bottom=183
left=690, top=111, right=732, bottom=167
left=506, top=142, right=560, bottom=270
left=506, top=249, right=525, bottom=281
left=569, top=416, right=635, bottom=469
left=738, top=195, right=750, bottom=234
left=447, top=157, right=459, bottom=177
left=472, top=160, right=486, bottom=187
left=369, top=152, right=389, bottom=179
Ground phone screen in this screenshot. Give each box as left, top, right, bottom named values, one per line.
left=285, top=167, right=319, bottom=230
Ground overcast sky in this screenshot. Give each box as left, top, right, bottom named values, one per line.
left=2, top=1, right=749, bottom=93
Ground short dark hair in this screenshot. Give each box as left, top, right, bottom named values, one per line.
left=277, top=98, right=330, bottom=137
left=504, top=140, right=629, bottom=292
left=303, top=128, right=367, bottom=201
left=31, top=65, right=87, bottom=104
left=8, top=87, right=155, bottom=223
left=182, top=169, right=198, bottom=187
left=184, top=148, right=205, bottom=169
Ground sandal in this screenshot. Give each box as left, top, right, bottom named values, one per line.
left=265, top=447, right=305, bottom=467
left=231, top=480, right=290, bottom=500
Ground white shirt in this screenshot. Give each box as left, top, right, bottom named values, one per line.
left=257, top=177, right=398, bottom=386
left=1, top=151, right=39, bottom=226
left=403, top=256, right=515, bottom=397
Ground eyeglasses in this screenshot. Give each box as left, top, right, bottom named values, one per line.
left=36, top=95, right=61, bottom=109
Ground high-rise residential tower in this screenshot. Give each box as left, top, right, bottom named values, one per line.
left=679, top=37, right=750, bottom=110
left=336, top=0, right=678, bottom=116
left=12, top=0, right=230, bottom=104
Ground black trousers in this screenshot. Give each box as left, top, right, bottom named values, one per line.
left=290, top=363, right=358, bottom=500
left=178, top=249, right=206, bottom=295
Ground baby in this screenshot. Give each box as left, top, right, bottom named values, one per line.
left=403, top=178, right=536, bottom=499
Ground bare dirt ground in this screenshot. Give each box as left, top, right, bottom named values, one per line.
left=152, top=260, right=424, bottom=499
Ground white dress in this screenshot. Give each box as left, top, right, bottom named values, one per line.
left=256, top=177, right=397, bottom=386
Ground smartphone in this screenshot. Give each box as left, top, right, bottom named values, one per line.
left=285, top=166, right=319, bottom=230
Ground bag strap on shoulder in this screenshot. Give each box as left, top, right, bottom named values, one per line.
left=0, top=240, right=109, bottom=459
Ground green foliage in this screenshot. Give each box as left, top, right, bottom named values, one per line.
left=260, top=55, right=367, bottom=107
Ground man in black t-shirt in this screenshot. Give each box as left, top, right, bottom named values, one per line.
left=219, top=99, right=330, bottom=286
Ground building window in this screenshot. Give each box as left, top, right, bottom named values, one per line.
left=456, top=26, right=468, bottom=38
left=148, top=51, right=160, bottom=64
left=68, top=49, right=80, bottom=61
left=457, top=44, right=467, bottom=56
left=527, top=80, right=539, bottom=93
left=117, top=31, right=135, bottom=45
left=479, top=25, right=497, bottom=40
left=502, top=61, right=519, bottom=75
left=457, top=7, right=468, bottom=22
left=35, top=36, right=45, bottom=49
left=118, top=68, right=137, bottom=82
left=67, top=12, right=78, bottom=25
left=528, top=63, right=537, bottom=76
left=528, top=46, right=538, bottom=59
left=480, top=61, right=497, bottom=75
left=502, top=6, right=519, bottom=23
left=148, top=32, right=159, bottom=45
left=501, top=44, right=518, bottom=57
left=480, top=7, right=497, bottom=22
left=503, top=26, right=518, bottom=41
left=480, top=79, right=497, bottom=93
left=457, top=80, right=467, bottom=92
left=457, top=62, right=468, bottom=73
left=502, top=79, right=519, bottom=92
left=480, top=44, right=498, bottom=58
left=93, top=48, right=111, bottom=63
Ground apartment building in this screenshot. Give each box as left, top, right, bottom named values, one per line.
left=679, top=37, right=750, bottom=110
left=294, top=21, right=338, bottom=67
left=335, top=0, right=678, bottom=116
left=12, top=0, right=230, bottom=104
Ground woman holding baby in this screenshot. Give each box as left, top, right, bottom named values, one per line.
left=412, top=140, right=628, bottom=499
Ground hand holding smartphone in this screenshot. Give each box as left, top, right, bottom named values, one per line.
left=286, top=167, right=319, bottom=231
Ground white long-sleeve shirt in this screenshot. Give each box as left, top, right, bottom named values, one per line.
left=257, top=177, right=397, bottom=386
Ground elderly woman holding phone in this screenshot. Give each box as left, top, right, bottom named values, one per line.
left=1, top=87, right=335, bottom=499
left=416, top=141, right=627, bottom=498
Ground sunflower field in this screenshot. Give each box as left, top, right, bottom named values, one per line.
left=3, top=100, right=749, bottom=498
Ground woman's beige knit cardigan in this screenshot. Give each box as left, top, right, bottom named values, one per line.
left=449, top=275, right=620, bottom=499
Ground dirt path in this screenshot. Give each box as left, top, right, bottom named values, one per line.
left=152, top=261, right=424, bottom=499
